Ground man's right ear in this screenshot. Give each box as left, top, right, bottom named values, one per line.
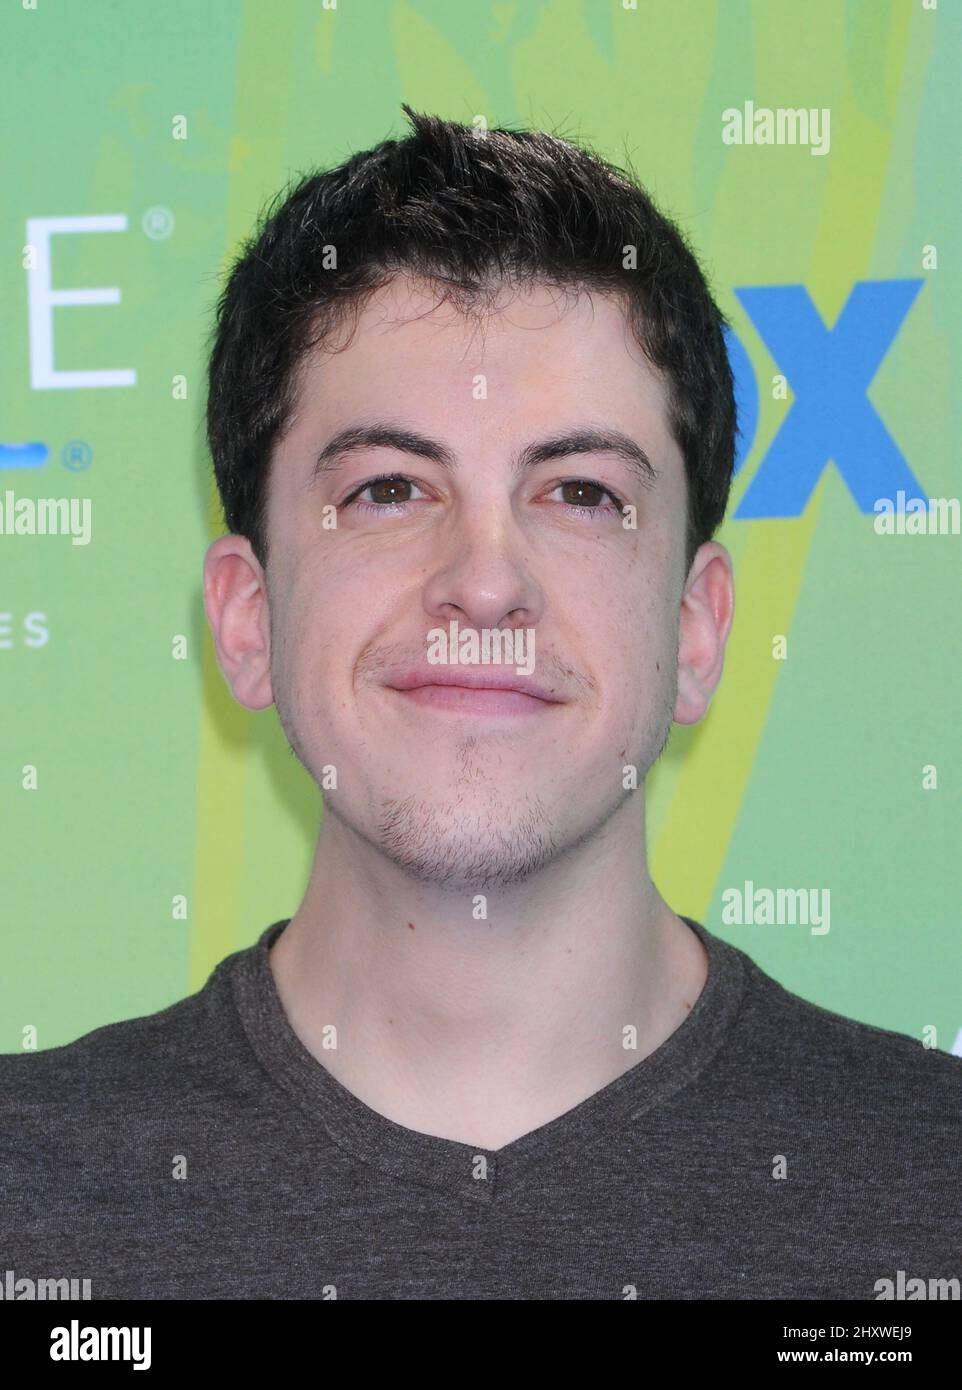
left=202, top=534, right=275, bottom=710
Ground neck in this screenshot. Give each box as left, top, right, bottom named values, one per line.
left=269, top=792, right=708, bottom=1151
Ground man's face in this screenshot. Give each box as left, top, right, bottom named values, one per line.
left=231, top=275, right=699, bottom=891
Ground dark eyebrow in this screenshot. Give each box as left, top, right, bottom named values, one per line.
left=310, top=420, right=658, bottom=490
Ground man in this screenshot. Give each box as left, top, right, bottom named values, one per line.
left=2, top=107, right=959, bottom=1301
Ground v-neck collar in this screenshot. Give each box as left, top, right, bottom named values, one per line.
left=229, top=914, right=747, bottom=1205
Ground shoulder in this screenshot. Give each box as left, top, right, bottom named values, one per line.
left=728, top=944, right=962, bottom=1116
left=0, top=959, right=245, bottom=1117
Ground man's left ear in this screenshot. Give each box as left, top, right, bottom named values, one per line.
left=673, top=542, right=734, bottom=726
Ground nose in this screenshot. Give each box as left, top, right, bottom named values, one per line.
left=421, top=506, right=544, bottom=633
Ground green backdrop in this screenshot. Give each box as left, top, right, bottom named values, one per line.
left=2, top=0, right=959, bottom=1056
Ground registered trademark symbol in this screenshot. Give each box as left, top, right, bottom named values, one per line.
left=142, top=206, right=175, bottom=241
left=62, top=439, right=92, bottom=472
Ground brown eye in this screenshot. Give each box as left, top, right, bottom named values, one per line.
left=367, top=476, right=413, bottom=504
left=549, top=480, right=625, bottom=515
left=343, top=474, right=428, bottom=510
left=560, top=480, right=607, bottom=507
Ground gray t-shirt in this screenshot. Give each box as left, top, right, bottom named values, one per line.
left=1, top=916, right=959, bottom=1300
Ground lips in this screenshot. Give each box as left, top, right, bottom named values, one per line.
left=384, top=668, right=565, bottom=703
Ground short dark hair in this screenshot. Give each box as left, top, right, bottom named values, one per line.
left=205, top=105, right=736, bottom=576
